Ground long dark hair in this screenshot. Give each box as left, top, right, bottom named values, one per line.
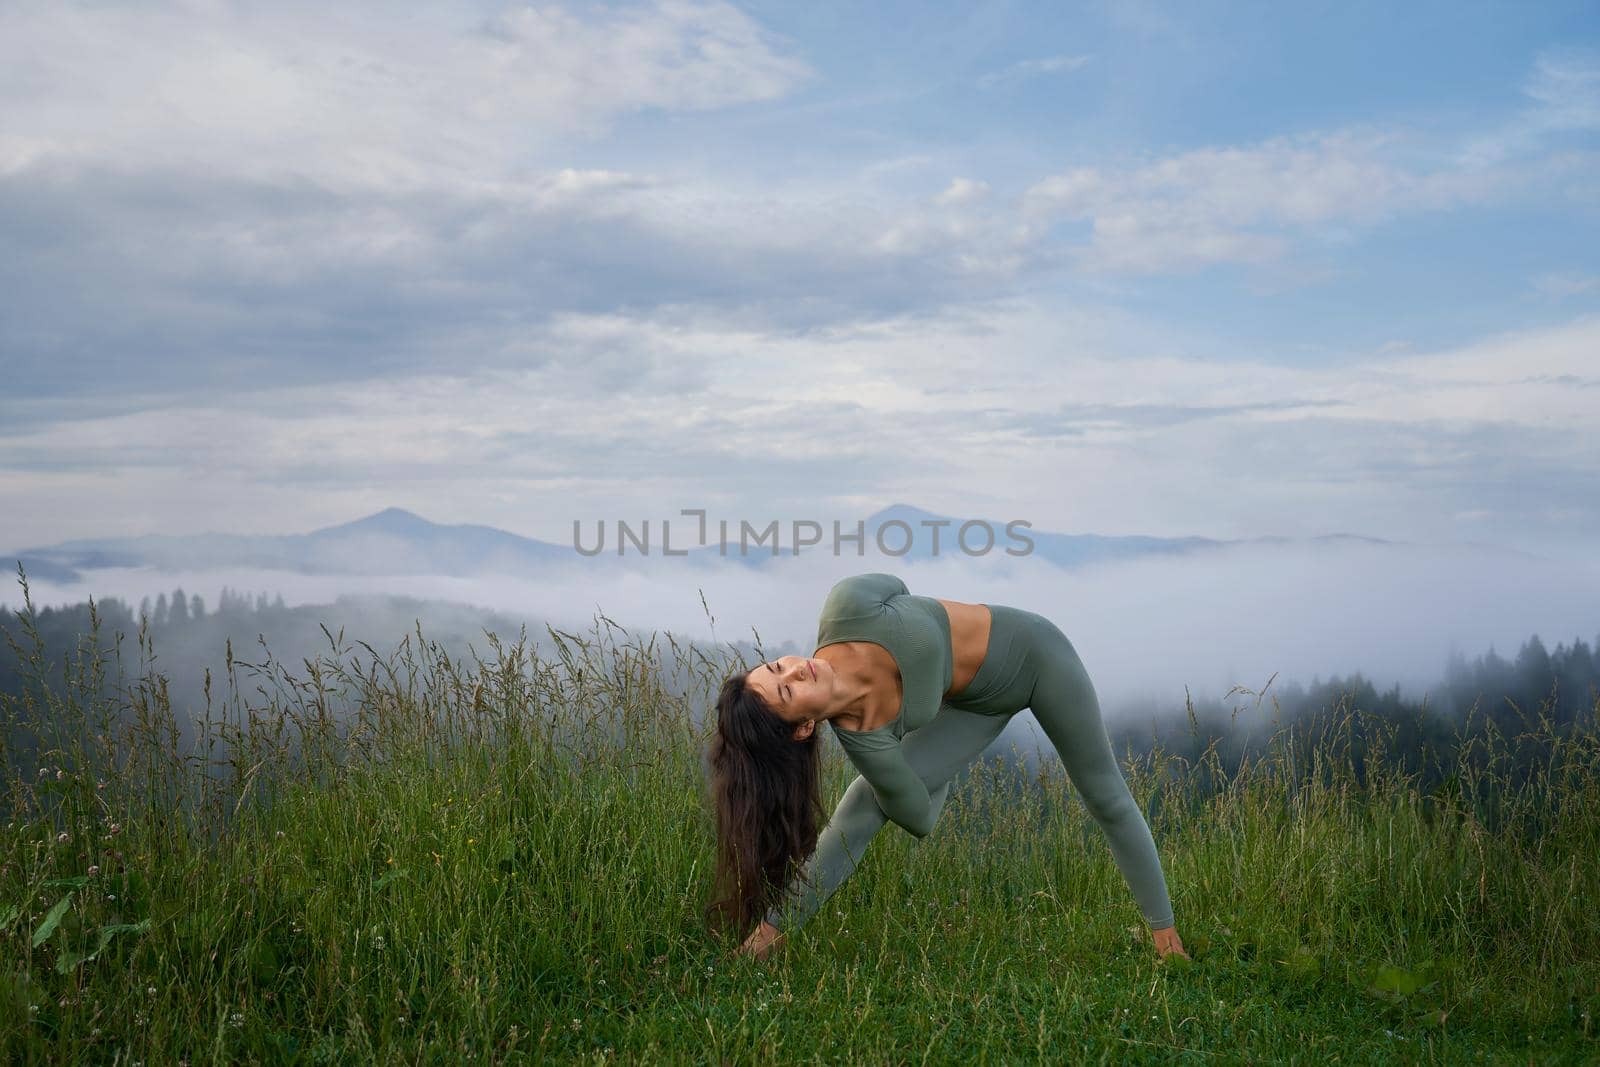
left=705, top=669, right=823, bottom=938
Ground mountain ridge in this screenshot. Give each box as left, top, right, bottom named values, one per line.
left=9, top=504, right=1414, bottom=582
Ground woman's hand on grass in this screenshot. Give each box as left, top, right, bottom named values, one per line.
left=736, top=920, right=785, bottom=961
left=1151, top=925, right=1191, bottom=961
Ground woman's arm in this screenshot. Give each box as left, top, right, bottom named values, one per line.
left=758, top=706, right=1009, bottom=936
left=857, top=745, right=946, bottom=838
left=760, top=771, right=949, bottom=933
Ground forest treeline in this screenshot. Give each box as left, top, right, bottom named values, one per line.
left=1103, top=625, right=1599, bottom=817
left=3, top=583, right=1597, bottom=808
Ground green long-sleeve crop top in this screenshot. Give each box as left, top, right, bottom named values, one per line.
left=817, top=572, right=953, bottom=837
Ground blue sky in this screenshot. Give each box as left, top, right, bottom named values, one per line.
left=2, top=0, right=1598, bottom=561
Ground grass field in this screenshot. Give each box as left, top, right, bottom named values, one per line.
left=2, top=577, right=1597, bottom=1064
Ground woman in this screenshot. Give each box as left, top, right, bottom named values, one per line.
left=706, top=571, right=1189, bottom=962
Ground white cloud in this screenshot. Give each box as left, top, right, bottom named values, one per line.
left=1019, top=47, right=1600, bottom=277
left=1533, top=272, right=1600, bottom=300
left=976, top=54, right=1092, bottom=91
left=1021, top=130, right=1496, bottom=273
left=0, top=0, right=811, bottom=192
left=934, top=178, right=991, bottom=206
left=1523, top=47, right=1600, bottom=133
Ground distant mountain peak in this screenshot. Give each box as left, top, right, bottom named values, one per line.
left=313, top=507, right=436, bottom=536
left=866, top=502, right=948, bottom=524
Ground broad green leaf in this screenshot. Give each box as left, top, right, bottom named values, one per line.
left=1370, top=963, right=1425, bottom=997
left=53, top=919, right=151, bottom=975
left=32, top=893, right=73, bottom=948
left=54, top=950, right=89, bottom=975
left=371, top=867, right=409, bottom=891
left=0, top=902, right=20, bottom=931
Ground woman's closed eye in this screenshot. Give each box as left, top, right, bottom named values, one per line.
left=766, top=662, right=790, bottom=702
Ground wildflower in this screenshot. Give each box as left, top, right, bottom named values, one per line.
left=467, top=838, right=475, bottom=845
left=229, top=1012, right=244, bottom=1029
left=56, top=832, right=69, bottom=844
left=97, top=780, right=106, bottom=791
left=56, top=769, right=64, bottom=781
left=88, top=865, right=100, bottom=876
left=275, top=831, right=284, bottom=840
left=147, top=986, right=157, bottom=997
left=38, top=768, right=47, bottom=779
left=374, top=935, right=386, bottom=951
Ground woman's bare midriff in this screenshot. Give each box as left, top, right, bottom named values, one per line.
left=938, top=598, right=992, bottom=697
left=818, top=598, right=992, bottom=732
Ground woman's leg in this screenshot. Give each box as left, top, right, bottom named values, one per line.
left=1024, top=619, right=1175, bottom=930
left=764, top=704, right=1013, bottom=931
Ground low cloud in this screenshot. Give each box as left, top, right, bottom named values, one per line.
left=9, top=540, right=1599, bottom=739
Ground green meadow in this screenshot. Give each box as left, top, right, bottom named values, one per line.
left=1, top=572, right=1597, bottom=1065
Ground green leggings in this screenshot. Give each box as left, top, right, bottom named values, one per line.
left=766, top=605, right=1175, bottom=932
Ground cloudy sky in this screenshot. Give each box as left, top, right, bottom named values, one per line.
left=3, top=0, right=1599, bottom=563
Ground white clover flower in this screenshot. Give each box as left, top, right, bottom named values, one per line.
left=56, top=832, right=68, bottom=844
left=87, top=865, right=100, bottom=876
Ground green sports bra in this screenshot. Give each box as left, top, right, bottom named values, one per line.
left=817, top=572, right=953, bottom=837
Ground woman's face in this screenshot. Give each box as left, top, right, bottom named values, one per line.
left=745, top=655, right=831, bottom=737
